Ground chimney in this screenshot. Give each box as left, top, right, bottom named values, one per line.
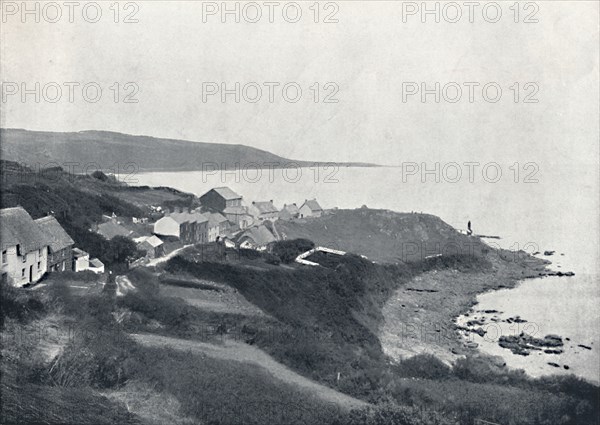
left=252, top=201, right=255, bottom=204
left=270, top=200, right=273, bottom=204
left=293, top=203, right=296, bottom=206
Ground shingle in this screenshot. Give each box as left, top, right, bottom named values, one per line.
left=212, top=187, right=242, bottom=200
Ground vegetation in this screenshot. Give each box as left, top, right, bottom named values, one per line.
left=1, top=166, right=597, bottom=424
left=0, top=160, right=192, bottom=270
left=164, top=252, right=599, bottom=425
left=271, top=238, right=315, bottom=263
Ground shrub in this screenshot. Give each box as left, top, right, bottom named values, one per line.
left=394, top=354, right=451, bottom=380
left=272, top=239, right=315, bottom=263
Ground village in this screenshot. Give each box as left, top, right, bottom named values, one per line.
left=0, top=186, right=326, bottom=287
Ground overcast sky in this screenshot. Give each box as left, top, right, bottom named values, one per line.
left=1, top=1, right=598, bottom=165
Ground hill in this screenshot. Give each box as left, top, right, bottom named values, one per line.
left=0, top=160, right=198, bottom=269
left=276, top=209, right=488, bottom=264
left=0, top=128, right=378, bottom=172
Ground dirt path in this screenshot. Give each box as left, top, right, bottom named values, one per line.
left=147, top=244, right=193, bottom=266
left=130, top=333, right=368, bottom=411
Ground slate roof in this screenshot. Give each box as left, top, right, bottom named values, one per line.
left=0, top=207, right=49, bottom=253
left=170, top=211, right=209, bottom=225
left=207, top=212, right=228, bottom=227
left=210, top=187, right=242, bottom=201
left=251, top=201, right=279, bottom=214
left=238, top=225, right=276, bottom=247
left=90, top=258, right=104, bottom=267
left=35, top=216, right=74, bottom=252
left=283, top=204, right=300, bottom=214
left=302, top=199, right=323, bottom=212
left=141, top=235, right=163, bottom=248
left=208, top=212, right=228, bottom=223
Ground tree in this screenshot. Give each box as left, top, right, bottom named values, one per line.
left=109, top=236, right=142, bottom=264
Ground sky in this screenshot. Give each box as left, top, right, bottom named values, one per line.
left=1, top=1, right=599, bottom=166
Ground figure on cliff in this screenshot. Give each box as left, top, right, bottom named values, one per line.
left=467, top=221, right=473, bottom=236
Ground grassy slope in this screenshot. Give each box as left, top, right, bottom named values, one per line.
left=276, top=209, right=487, bottom=264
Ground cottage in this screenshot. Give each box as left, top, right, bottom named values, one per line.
left=278, top=203, right=300, bottom=220
left=248, top=201, right=279, bottom=222
left=299, top=199, right=323, bottom=218
left=35, top=216, right=75, bottom=272
left=200, top=187, right=242, bottom=212
left=1, top=207, right=50, bottom=286
left=236, top=225, right=277, bottom=251
left=153, top=215, right=181, bottom=238
left=206, top=212, right=228, bottom=242
left=137, top=235, right=164, bottom=259
left=153, top=211, right=208, bottom=244
left=223, top=205, right=254, bottom=230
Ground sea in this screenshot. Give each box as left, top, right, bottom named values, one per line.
left=130, top=162, right=599, bottom=383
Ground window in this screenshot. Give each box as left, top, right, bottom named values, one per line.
left=1, top=250, right=6, bottom=264
left=38, top=248, right=42, bottom=257
left=22, top=253, right=27, bottom=263
left=38, top=262, right=41, bottom=270
left=21, top=268, right=25, bottom=277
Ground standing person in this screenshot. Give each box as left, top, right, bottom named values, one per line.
left=467, top=221, right=473, bottom=236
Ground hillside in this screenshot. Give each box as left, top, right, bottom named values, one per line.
left=276, top=209, right=488, bottom=264
left=0, top=160, right=197, bottom=269
left=0, top=128, right=378, bottom=172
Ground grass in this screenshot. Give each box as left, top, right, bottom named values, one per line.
left=163, top=250, right=599, bottom=425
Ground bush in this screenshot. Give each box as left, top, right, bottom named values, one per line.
left=394, top=354, right=451, bottom=380
left=0, top=280, right=45, bottom=327
left=272, top=239, right=315, bottom=263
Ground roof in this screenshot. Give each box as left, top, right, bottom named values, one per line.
left=97, top=221, right=132, bottom=240
left=204, top=187, right=241, bottom=201
left=209, top=212, right=228, bottom=223
left=238, top=225, right=276, bottom=247
left=35, top=216, right=74, bottom=252
left=89, top=258, right=104, bottom=267
left=170, top=211, right=208, bottom=225
left=283, top=204, right=300, bottom=214
left=0, top=207, right=49, bottom=252
left=251, top=201, right=279, bottom=214
left=140, top=235, right=163, bottom=248
left=278, top=209, right=294, bottom=220
left=207, top=212, right=228, bottom=227
left=72, top=247, right=89, bottom=258
left=302, top=199, right=323, bottom=212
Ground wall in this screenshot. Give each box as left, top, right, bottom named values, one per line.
left=1, top=245, right=48, bottom=286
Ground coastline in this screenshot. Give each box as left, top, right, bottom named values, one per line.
left=379, top=245, right=600, bottom=383
left=379, top=250, right=554, bottom=367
